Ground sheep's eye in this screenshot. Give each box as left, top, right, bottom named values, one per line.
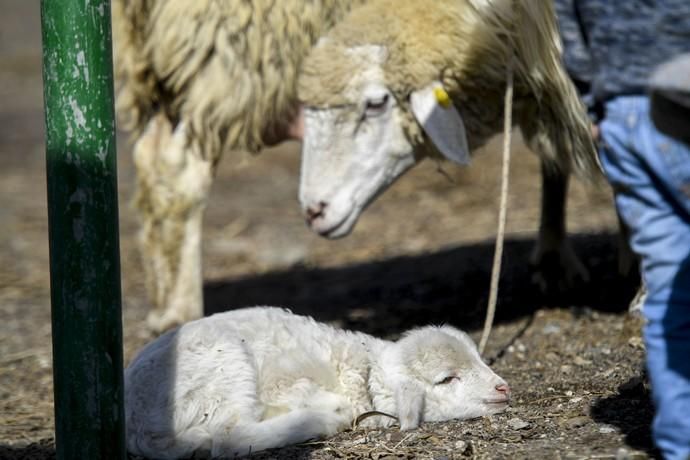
left=364, top=94, right=389, bottom=116
left=437, top=376, right=457, bottom=385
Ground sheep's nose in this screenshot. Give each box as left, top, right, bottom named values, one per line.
left=495, top=383, right=511, bottom=398
left=305, top=201, right=328, bottom=225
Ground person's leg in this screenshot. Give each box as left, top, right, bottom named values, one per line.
left=599, top=96, right=690, bottom=460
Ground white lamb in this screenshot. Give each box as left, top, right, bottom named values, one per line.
left=125, top=307, right=511, bottom=458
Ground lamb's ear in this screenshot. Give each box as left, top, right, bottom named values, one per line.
left=410, top=82, right=471, bottom=165
left=394, top=378, right=425, bottom=430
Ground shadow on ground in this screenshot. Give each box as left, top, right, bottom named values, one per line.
left=591, top=375, right=660, bottom=458
left=204, top=232, right=640, bottom=337
left=0, top=439, right=55, bottom=460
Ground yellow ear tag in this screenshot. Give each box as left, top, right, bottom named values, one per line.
left=434, top=87, right=452, bottom=108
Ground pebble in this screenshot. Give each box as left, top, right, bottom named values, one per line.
left=542, top=323, right=561, bottom=334
left=574, top=356, right=592, bottom=366
left=546, top=352, right=559, bottom=361
left=599, top=425, right=617, bottom=434
left=615, top=447, right=648, bottom=460
left=386, top=432, right=404, bottom=443
left=628, top=337, right=644, bottom=350
left=507, top=417, right=530, bottom=430
left=563, top=416, right=589, bottom=428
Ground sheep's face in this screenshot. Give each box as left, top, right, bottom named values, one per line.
left=388, top=326, right=510, bottom=429
left=299, top=43, right=472, bottom=239
left=299, top=45, right=417, bottom=239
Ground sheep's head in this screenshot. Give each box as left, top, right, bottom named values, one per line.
left=298, top=42, right=471, bottom=239
left=384, top=326, right=510, bottom=429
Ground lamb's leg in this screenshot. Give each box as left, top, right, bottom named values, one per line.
left=211, top=409, right=350, bottom=458
left=133, top=114, right=213, bottom=332
left=530, top=161, right=589, bottom=292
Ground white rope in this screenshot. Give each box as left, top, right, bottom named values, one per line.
left=478, top=54, right=514, bottom=355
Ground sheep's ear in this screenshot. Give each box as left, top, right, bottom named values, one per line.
left=410, top=82, right=471, bottom=165
left=394, top=378, right=425, bottom=430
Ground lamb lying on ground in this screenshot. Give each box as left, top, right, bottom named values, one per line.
left=125, top=307, right=511, bottom=458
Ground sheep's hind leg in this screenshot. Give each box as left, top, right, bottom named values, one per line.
left=530, top=161, right=589, bottom=293
left=133, top=114, right=213, bottom=332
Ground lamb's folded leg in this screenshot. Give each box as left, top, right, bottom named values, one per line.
left=530, top=161, right=589, bottom=292
left=211, top=409, right=350, bottom=458
left=132, top=114, right=213, bottom=332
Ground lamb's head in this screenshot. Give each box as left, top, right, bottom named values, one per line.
left=383, top=326, right=510, bottom=430
left=298, top=40, right=471, bottom=239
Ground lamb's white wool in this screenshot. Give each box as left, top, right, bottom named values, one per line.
left=125, top=307, right=510, bottom=458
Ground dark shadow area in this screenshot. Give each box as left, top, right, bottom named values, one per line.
left=590, top=376, right=660, bottom=458
left=204, top=232, right=640, bottom=337
left=0, top=440, right=56, bottom=460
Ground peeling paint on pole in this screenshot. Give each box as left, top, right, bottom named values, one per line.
left=40, top=0, right=126, bottom=459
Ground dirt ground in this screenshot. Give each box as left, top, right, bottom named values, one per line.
left=0, top=3, right=658, bottom=460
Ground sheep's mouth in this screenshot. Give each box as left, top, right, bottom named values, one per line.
left=318, top=206, right=360, bottom=239
left=482, top=398, right=510, bottom=406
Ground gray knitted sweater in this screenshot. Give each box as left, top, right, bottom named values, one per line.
left=555, top=0, right=690, bottom=110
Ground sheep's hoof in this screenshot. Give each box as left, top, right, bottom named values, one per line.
left=529, top=242, right=589, bottom=294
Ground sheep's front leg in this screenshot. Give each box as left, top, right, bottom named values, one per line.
left=334, top=344, right=381, bottom=428
left=530, top=162, right=589, bottom=292
left=133, top=114, right=213, bottom=332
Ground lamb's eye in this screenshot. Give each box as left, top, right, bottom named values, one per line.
left=364, top=94, right=389, bottom=116
left=437, top=376, right=457, bottom=385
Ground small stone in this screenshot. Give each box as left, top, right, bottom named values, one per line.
left=615, top=447, right=648, bottom=460
left=560, top=364, right=574, bottom=374
left=386, top=432, right=403, bottom=443
left=569, top=397, right=583, bottom=404
left=507, top=418, right=530, bottom=430
left=454, top=440, right=468, bottom=451
left=599, top=425, right=617, bottom=434
left=563, top=416, right=589, bottom=428
left=628, top=336, right=644, bottom=349
left=574, top=356, right=592, bottom=366
left=565, top=390, right=573, bottom=397
left=542, top=323, right=561, bottom=334
left=516, top=342, right=527, bottom=353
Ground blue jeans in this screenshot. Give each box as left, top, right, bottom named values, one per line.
left=599, top=95, right=690, bottom=460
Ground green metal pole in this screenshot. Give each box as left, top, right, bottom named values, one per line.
left=40, top=1, right=125, bottom=459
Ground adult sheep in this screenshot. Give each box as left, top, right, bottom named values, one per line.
left=112, top=0, right=367, bottom=332
left=298, top=0, right=599, bottom=272
left=113, top=0, right=596, bottom=332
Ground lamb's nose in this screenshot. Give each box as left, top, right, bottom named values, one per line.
left=495, top=383, right=511, bottom=398
left=305, top=201, right=328, bottom=225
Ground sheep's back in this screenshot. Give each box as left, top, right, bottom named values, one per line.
left=112, top=0, right=367, bottom=159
